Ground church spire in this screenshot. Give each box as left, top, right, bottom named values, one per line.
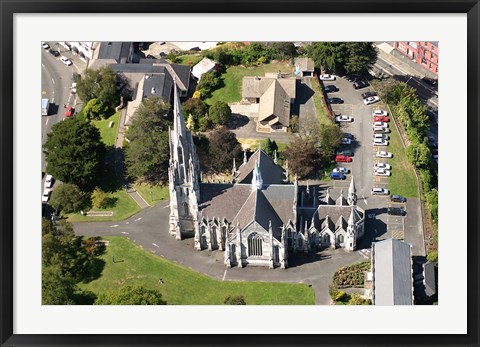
left=173, top=76, right=187, bottom=139
left=273, top=150, right=278, bottom=165
left=251, top=160, right=263, bottom=190
left=347, top=176, right=357, bottom=205
left=243, top=150, right=247, bottom=165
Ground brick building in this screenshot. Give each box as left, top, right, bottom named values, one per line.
left=394, top=41, right=438, bottom=76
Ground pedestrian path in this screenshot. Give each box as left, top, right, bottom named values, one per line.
left=127, top=188, right=150, bottom=209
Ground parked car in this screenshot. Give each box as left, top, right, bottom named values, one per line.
left=375, top=162, right=391, bottom=170
left=70, top=82, right=77, bottom=94
left=372, top=109, right=388, bottom=116
left=335, top=155, right=352, bottom=163
left=373, top=116, right=389, bottom=122
left=361, top=91, right=377, bottom=99
left=330, top=172, right=346, bottom=180
left=374, top=168, right=391, bottom=176
left=388, top=207, right=406, bottom=216
left=60, top=56, right=73, bottom=66
left=42, top=42, right=50, bottom=49
left=390, top=195, right=407, bottom=203
left=343, top=132, right=354, bottom=139
left=320, top=74, right=336, bottom=81
left=373, top=126, right=391, bottom=133
left=353, top=80, right=369, bottom=89
left=372, top=187, right=389, bottom=195
left=341, top=138, right=352, bottom=145
left=333, top=167, right=350, bottom=174
left=373, top=133, right=389, bottom=140
left=146, top=54, right=157, bottom=59
left=422, top=76, right=438, bottom=87
left=324, top=85, right=338, bottom=93
left=44, top=175, right=54, bottom=189
left=335, top=115, right=353, bottom=122
left=42, top=189, right=52, bottom=203
left=372, top=139, right=388, bottom=146
left=363, top=96, right=380, bottom=105
left=49, top=49, right=60, bottom=57
left=327, top=97, right=344, bottom=104
left=373, top=121, right=388, bottom=128
left=336, top=149, right=353, bottom=157
left=65, top=106, right=73, bottom=117
left=376, top=151, right=393, bottom=158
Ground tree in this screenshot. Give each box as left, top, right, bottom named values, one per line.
left=343, top=42, right=378, bottom=75
left=284, top=137, right=321, bottom=179
left=42, top=264, right=77, bottom=305
left=50, top=183, right=89, bottom=213
left=182, top=98, right=208, bottom=119
left=209, top=101, right=232, bottom=126
left=94, top=285, right=167, bottom=305
left=207, top=127, right=242, bottom=172
left=82, top=98, right=110, bottom=120
left=262, top=138, right=278, bottom=157
left=317, top=123, right=343, bottom=160
left=91, top=187, right=108, bottom=208
left=43, top=118, right=105, bottom=191
left=407, top=142, right=432, bottom=169
left=271, top=42, right=297, bottom=60
left=76, top=66, right=118, bottom=109
left=224, top=295, right=246, bottom=305
left=196, top=71, right=220, bottom=97
left=124, top=97, right=171, bottom=184
left=307, top=42, right=346, bottom=72
left=347, top=293, right=372, bottom=305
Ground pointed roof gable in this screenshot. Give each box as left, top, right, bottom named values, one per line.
left=236, top=149, right=285, bottom=185
left=336, top=190, right=348, bottom=206
left=258, top=80, right=291, bottom=127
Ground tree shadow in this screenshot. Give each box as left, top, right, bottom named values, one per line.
left=80, top=258, right=106, bottom=284
left=228, top=113, right=250, bottom=130
left=72, top=290, right=98, bottom=305
left=96, top=147, right=125, bottom=193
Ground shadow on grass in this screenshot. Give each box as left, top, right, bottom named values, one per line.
left=72, top=290, right=98, bottom=305
left=96, top=147, right=125, bottom=193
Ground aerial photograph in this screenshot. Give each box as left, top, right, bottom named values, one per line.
left=41, top=41, right=438, bottom=306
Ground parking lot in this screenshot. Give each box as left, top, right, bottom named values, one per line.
left=323, top=75, right=412, bottom=249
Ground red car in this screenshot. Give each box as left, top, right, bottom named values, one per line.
left=65, top=106, right=73, bottom=117
left=373, top=115, right=389, bottom=122
left=335, top=155, right=352, bottom=163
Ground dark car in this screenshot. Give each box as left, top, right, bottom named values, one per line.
left=390, top=195, right=407, bottom=203
left=353, top=80, right=369, bottom=89
left=49, top=49, right=60, bottom=57
left=327, top=97, right=344, bottom=104
left=343, top=132, right=354, bottom=140
left=422, top=76, right=438, bottom=87
left=336, top=149, right=354, bottom=157
left=146, top=54, right=157, bottom=59
left=361, top=91, right=377, bottom=99
left=388, top=207, right=406, bottom=216
left=324, top=85, right=338, bottom=93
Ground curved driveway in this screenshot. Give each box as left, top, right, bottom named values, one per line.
left=73, top=200, right=366, bottom=305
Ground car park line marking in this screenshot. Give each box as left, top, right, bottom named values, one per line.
left=51, top=78, right=55, bottom=85
left=163, top=205, right=169, bottom=209
left=121, top=231, right=129, bottom=235
left=45, top=118, right=49, bottom=125
left=222, top=270, right=227, bottom=281
left=125, top=222, right=129, bottom=224
left=362, top=195, right=367, bottom=205
left=110, top=225, right=119, bottom=228
left=135, top=217, right=143, bottom=222
left=152, top=243, right=159, bottom=248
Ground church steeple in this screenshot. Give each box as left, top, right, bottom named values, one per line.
left=251, top=160, right=263, bottom=190
left=173, top=76, right=187, bottom=140
left=347, top=176, right=357, bottom=205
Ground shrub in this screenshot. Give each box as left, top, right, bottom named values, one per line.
left=224, top=295, right=246, bottom=305
left=427, top=250, right=438, bottom=263
left=91, top=187, right=108, bottom=209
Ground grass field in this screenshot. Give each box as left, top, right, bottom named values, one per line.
left=237, top=138, right=288, bottom=153
left=205, top=62, right=293, bottom=105
left=387, top=118, right=419, bottom=198
left=66, top=190, right=141, bottom=223
left=170, top=54, right=203, bottom=67
left=133, top=183, right=169, bottom=206
left=92, top=112, right=120, bottom=147
left=78, top=237, right=315, bottom=305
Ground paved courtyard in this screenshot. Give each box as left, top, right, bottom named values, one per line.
left=73, top=200, right=365, bottom=305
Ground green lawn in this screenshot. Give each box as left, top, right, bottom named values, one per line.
left=387, top=120, right=419, bottom=198
left=237, top=138, right=288, bottom=153
left=310, top=77, right=332, bottom=125
left=66, top=190, right=141, bottom=223
left=170, top=54, right=203, bottom=67
left=133, top=183, right=169, bottom=206
left=205, top=62, right=293, bottom=105
left=92, top=112, right=120, bottom=147
left=78, top=237, right=315, bottom=305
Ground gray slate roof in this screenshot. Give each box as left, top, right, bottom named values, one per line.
left=372, top=239, right=413, bottom=305
left=142, top=73, right=173, bottom=101
left=199, top=184, right=252, bottom=222
left=236, top=149, right=285, bottom=185
left=423, top=262, right=436, bottom=297
left=97, top=42, right=131, bottom=62
left=242, top=76, right=296, bottom=99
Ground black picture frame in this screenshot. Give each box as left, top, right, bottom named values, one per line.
left=1, top=1, right=479, bottom=346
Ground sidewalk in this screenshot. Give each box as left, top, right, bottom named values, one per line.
left=375, top=43, right=437, bottom=79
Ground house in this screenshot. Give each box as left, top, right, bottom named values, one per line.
left=168, top=84, right=365, bottom=268
left=242, top=73, right=296, bottom=133
left=191, top=57, right=217, bottom=80
left=294, top=57, right=315, bottom=77
left=88, top=42, right=134, bottom=69
left=367, top=239, right=414, bottom=305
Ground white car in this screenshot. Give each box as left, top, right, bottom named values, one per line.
left=376, top=151, right=393, bottom=158
left=44, top=174, right=54, bottom=189
left=341, top=138, right=352, bottom=145
left=372, top=121, right=388, bottom=128
left=372, top=139, right=389, bottom=146
left=335, top=115, right=353, bottom=122
left=375, top=169, right=391, bottom=176
left=60, top=56, right=73, bottom=66
left=363, top=96, right=380, bottom=105
left=372, top=187, right=389, bottom=195
left=372, top=109, right=387, bottom=116
left=373, top=126, right=390, bottom=133
left=320, top=74, right=336, bottom=81
left=71, top=82, right=77, bottom=93
left=42, top=42, right=50, bottom=49
left=373, top=133, right=389, bottom=140
left=333, top=167, right=350, bottom=174
left=42, top=189, right=52, bottom=203
left=375, top=162, right=391, bottom=170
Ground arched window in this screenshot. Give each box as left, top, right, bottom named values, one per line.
left=211, top=225, right=217, bottom=248
left=182, top=202, right=189, bottom=217
left=287, top=229, right=293, bottom=248
left=337, top=234, right=344, bottom=244
left=248, top=233, right=263, bottom=256
left=298, top=238, right=303, bottom=248
left=323, top=233, right=330, bottom=244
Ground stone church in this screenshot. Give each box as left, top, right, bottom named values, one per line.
left=168, top=80, right=365, bottom=269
